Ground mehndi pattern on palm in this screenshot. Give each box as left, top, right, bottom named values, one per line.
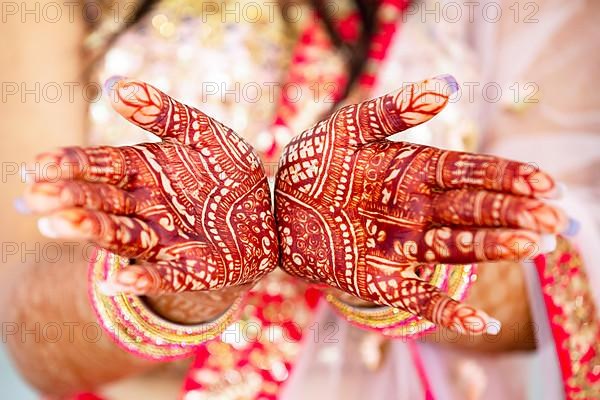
left=275, top=76, right=566, bottom=335
left=25, top=79, right=278, bottom=295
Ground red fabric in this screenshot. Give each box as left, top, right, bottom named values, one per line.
left=534, top=247, right=600, bottom=400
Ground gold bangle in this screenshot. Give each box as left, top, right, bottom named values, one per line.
left=325, top=263, right=475, bottom=338
left=88, top=248, right=245, bottom=360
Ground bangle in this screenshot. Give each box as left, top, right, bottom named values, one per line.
left=325, top=264, right=475, bottom=338
left=88, top=248, right=245, bottom=361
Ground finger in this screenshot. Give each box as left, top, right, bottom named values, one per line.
left=371, top=275, right=499, bottom=335
left=430, top=150, right=560, bottom=199
left=418, top=227, right=556, bottom=264
left=107, top=77, right=245, bottom=153
left=432, top=189, right=567, bottom=233
left=26, top=146, right=131, bottom=186
left=97, top=260, right=218, bottom=296
left=334, top=75, right=457, bottom=145
left=24, top=181, right=137, bottom=215
left=37, top=208, right=158, bottom=258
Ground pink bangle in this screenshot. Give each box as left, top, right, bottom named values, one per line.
left=88, top=247, right=245, bottom=361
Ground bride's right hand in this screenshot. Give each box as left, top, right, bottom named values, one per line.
left=22, top=78, right=278, bottom=296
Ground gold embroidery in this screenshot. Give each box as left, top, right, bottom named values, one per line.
left=540, top=237, right=600, bottom=399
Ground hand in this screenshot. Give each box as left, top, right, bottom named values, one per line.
left=24, top=78, right=278, bottom=295
left=275, top=75, right=567, bottom=334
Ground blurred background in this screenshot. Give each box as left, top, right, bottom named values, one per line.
left=1, top=0, right=598, bottom=399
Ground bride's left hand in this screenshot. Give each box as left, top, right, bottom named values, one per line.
left=275, top=75, right=567, bottom=335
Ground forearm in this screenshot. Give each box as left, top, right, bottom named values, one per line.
left=3, top=247, right=246, bottom=396
left=145, top=284, right=250, bottom=324
left=3, top=252, right=155, bottom=396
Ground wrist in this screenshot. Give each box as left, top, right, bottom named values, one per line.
left=144, top=284, right=251, bottom=324
left=328, top=288, right=380, bottom=308
left=4, top=254, right=156, bottom=395
left=89, top=250, right=249, bottom=360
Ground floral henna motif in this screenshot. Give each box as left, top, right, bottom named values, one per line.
left=275, top=75, right=567, bottom=334
left=26, top=78, right=278, bottom=295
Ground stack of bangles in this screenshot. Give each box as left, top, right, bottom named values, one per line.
left=325, top=264, right=475, bottom=337
left=89, top=249, right=246, bottom=360
left=89, top=247, right=476, bottom=359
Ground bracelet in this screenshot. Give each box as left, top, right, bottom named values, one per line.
left=88, top=248, right=245, bottom=361
left=325, top=263, right=476, bottom=338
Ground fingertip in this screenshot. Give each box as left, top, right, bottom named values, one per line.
left=97, top=280, right=125, bottom=296
left=485, top=317, right=502, bottom=335
left=109, top=78, right=138, bottom=106
left=38, top=210, right=94, bottom=240
left=24, top=152, right=62, bottom=184
left=98, top=268, right=151, bottom=296
left=525, top=170, right=560, bottom=199
left=38, top=217, right=58, bottom=238
left=542, top=181, right=566, bottom=200
left=552, top=206, right=570, bottom=234
left=22, top=182, right=65, bottom=214
left=28, top=149, right=76, bottom=183
left=445, top=303, right=500, bottom=336
left=112, top=265, right=154, bottom=295
left=538, top=234, right=557, bottom=254
left=526, top=202, right=569, bottom=235
left=115, top=267, right=142, bottom=285
left=434, top=74, right=459, bottom=95
left=103, top=75, right=127, bottom=97
left=495, top=230, right=540, bottom=261
left=108, top=78, right=164, bottom=126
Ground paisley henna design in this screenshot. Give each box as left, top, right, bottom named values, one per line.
left=275, top=75, right=567, bottom=334
left=26, top=78, right=278, bottom=295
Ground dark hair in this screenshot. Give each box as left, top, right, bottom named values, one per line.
left=310, top=0, right=379, bottom=98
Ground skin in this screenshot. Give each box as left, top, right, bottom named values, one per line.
left=9, top=78, right=278, bottom=396
left=25, top=79, right=279, bottom=296
left=275, top=76, right=566, bottom=335
left=3, top=249, right=245, bottom=397
left=0, top=8, right=267, bottom=395
left=4, top=254, right=155, bottom=396
left=1, top=2, right=581, bottom=395
left=8, top=81, right=560, bottom=395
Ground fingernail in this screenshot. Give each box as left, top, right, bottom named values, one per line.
left=99, top=274, right=149, bottom=296
left=113, top=267, right=153, bottom=293
left=486, top=317, right=502, bottom=335
left=562, top=217, right=581, bottom=237
left=38, top=217, right=59, bottom=238
left=435, top=74, right=459, bottom=95
left=38, top=214, right=86, bottom=239
left=14, top=197, right=31, bottom=214
left=115, top=269, right=140, bottom=285
left=97, top=280, right=128, bottom=296
left=103, top=75, right=126, bottom=96
left=539, top=234, right=557, bottom=253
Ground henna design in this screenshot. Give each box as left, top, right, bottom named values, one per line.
left=275, top=76, right=566, bottom=334
left=144, top=284, right=250, bottom=324
left=26, top=78, right=278, bottom=294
